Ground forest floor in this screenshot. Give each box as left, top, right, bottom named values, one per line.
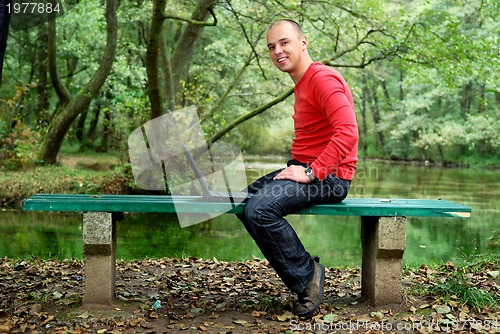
left=1, top=257, right=500, bottom=333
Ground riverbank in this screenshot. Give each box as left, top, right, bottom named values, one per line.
left=1, top=256, right=499, bottom=333
left=2, top=148, right=499, bottom=210
left=0, top=164, right=131, bottom=210
left=1, top=160, right=498, bottom=212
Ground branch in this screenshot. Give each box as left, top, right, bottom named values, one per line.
left=208, top=87, right=294, bottom=146
left=48, top=18, right=71, bottom=109
left=163, top=4, right=217, bottom=26
left=202, top=31, right=263, bottom=122
left=227, top=1, right=267, bottom=79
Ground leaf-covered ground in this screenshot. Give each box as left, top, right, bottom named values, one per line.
left=1, top=257, right=499, bottom=333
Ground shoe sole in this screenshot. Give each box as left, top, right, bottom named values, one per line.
left=296, top=263, right=325, bottom=317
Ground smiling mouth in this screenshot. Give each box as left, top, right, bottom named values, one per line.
left=277, top=57, right=287, bottom=63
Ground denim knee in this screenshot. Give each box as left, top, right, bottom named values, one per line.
left=243, top=196, right=279, bottom=227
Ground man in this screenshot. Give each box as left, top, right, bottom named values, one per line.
left=237, top=19, right=358, bottom=317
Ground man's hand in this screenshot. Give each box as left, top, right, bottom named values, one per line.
left=273, top=165, right=312, bottom=183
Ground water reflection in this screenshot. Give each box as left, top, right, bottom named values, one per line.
left=0, top=160, right=498, bottom=267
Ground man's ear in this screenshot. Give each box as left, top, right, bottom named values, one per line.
left=301, top=35, right=308, bottom=50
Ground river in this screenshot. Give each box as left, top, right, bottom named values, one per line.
left=1, top=159, right=498, bottom=267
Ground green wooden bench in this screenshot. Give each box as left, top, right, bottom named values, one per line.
left=22, top=194, right=471, bottom=308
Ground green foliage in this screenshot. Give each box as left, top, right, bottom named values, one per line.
left=0, top=86, right=44, bottom=170
left=0, top=0, right=498, bottom=166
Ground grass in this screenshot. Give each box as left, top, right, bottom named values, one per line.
left=419, top=253, right=500, bottom=312
left=430, top=272, right=497, bottom=311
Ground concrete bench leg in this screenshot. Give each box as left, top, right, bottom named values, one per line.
left=360, top=216, right=406, bottom=306
left=82, top=212, right=117, bottom=307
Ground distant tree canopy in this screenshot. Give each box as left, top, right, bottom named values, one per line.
left=0, top=0, right=498, bottom=167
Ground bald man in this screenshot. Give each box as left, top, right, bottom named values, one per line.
left=238, top=19, right=358, bottom=317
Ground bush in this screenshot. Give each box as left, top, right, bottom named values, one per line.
left=0, top=120, right=42, bottom=170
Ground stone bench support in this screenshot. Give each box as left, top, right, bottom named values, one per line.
left=361, top=216, right=407, bottom=305
left=79, top=212, right=407, bottom=307
left=82, top=212, right=117, bottom=307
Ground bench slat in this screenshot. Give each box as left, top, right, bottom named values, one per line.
left=22, top=194, right=471, bottom=218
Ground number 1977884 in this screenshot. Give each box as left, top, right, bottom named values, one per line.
left=7, top=2, right=61, bottom=14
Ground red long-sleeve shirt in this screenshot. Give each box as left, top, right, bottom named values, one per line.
left=292, top=62, right=358, bottom=181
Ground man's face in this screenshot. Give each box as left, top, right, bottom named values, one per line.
left=266, top=22, right=307, bottom=74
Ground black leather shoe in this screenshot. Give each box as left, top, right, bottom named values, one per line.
left=294, top=260, right=325, bottom=317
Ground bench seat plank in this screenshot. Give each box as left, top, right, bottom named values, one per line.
left=22, top=194, right=471, bottom=218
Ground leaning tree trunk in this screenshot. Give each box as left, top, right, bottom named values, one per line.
left=38, top=0, right=118, bottom=165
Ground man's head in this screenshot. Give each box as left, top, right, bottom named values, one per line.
left=268, top=19, right=304, bottom=40
left=266, top=19, right=312, bottom=83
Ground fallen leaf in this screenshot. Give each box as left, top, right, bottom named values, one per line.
left=323, top=313, right=339, bottom=323
left=370, top=311, right=384, bottom=321
left=251, top=310, right=265, bottom=317
left=233, top=319, right=253, bottom=327
left=59, top=296, right=79, bottom=305
left=436, top=305, right=451, bottom=314
left=76, top=311, right=90, bottom=319
left=129, top=318, right=144, bottom=326
left=487, top=271, right=499, bottom=278
left=190, top=308, right=204, bottom=314
left=439, top=318, right=455, bottom=326
left=0, top=319, right=13, bottom=333
left=277, top=311, right=294, bottom=322
left=52, top=291, right=63, bottom=300
left=30, top=304, right=42, bottom=315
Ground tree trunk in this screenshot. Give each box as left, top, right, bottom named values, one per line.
left=145, top=0, right=167, bottom=119
left=478, top=84, right=485, bottom=113
left=359, top=86, right=369, bottom=157
left=459, top=82, right=472, bottom=119
left=97, top=108, right=110, bottom=153
left=369, top=84, right=385, bottom=155
left=146, top=0, right=216, bottom=117
left=48, top=17, right=71, bottom=113
left=75, top=106, right=88, bottom=142
left=170, top=0, right=217, bottom=105
left=86, top=102, right=101, bottom=144
left=38, top=0, right=118, bottom=165
left=160, top=33, right=175, bottom=112
left=36, top=24, right=50, bottom=122
left=362, top=76, right=385, bottom=156
left=380, top=79, right=392, bottom=113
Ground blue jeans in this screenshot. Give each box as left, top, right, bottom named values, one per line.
left=237, top=161, right=351, bottom=294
